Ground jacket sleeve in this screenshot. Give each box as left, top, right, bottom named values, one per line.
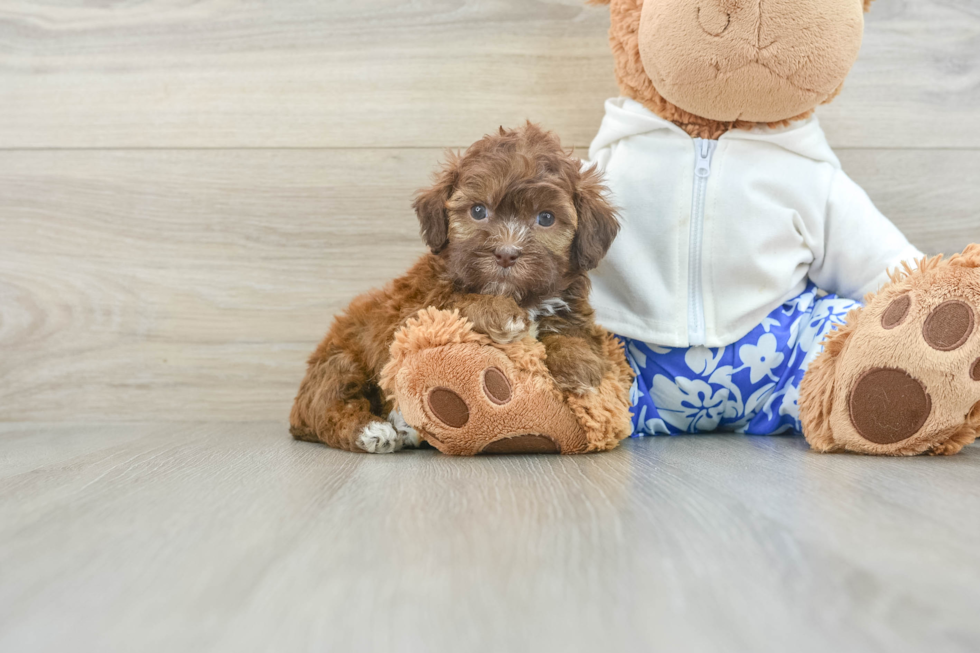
left=807, top=169, right=924, bottom=301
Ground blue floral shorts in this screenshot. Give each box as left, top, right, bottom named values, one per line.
left=619, top=283, right=860, bottom=436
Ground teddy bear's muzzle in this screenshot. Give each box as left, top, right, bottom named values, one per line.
left=636, top=0, right=865, bottom=122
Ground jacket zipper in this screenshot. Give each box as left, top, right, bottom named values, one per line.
left=688, top=138, right=717, bottom=347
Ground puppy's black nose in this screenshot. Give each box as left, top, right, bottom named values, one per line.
left=494, top=247, right=521, bottom=269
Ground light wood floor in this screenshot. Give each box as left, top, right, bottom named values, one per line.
left=2, top=423, right=979, bottom=653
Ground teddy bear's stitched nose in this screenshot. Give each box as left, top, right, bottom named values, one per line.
left=697, top=0, right=735, bottom=36
left=698, top=0, right=773, bottom=46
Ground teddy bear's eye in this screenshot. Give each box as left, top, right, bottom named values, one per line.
left=470, top=204, right=488, bottom=220
left=536, top=211, right=556, bottom=227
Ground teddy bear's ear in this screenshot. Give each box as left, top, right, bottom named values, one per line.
left=413, top=152, right=460, bottom=254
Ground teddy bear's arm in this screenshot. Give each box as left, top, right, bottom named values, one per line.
left=808, top=170, right=924, bottom=300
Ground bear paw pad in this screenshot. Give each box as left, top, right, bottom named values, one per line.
left=427, top=387, right=470, bottom=428
left=480, top=435, right=559, bottom=455
left=828, top=266, right=980, bottom=455
left=848, top=368, right=932, bottom=445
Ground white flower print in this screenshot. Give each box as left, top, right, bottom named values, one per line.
left=635, top=405, right=671, bottom=435
left=628, top=342, right=648, bottom=368
left=629, top=378, right=640, bottom=405
left=650, top=375, right=728, bottom=432
left=780, top=288, right=816, bottom=316
left=797, top=297, right=851, bottom=354
left=685, top=346, right=725, bottom=376
left=778, top=383, right=800, bottom=420
left=800, top=336, right=825, bottom=370
left=707, top=365, right=744, bottom=419
left=757, top=379, right=802, bottom=428
left=737, top=333, right=785, bottom=384
left=745, top=382, right=777, bottom=417
left=758, top=316, right=781, bottom=333
left=730, top=383, right=776, bottom=433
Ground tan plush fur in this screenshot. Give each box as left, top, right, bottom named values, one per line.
left=290, top=124, right=626, bottom=453
left=800, top=245, right=980, bottom=456
left=379, top=308, right=634, bottom=455
left=589, top=0, right=872, bottom=138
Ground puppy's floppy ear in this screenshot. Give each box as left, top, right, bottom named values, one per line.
left=572, top=165, right=619, bottom=271
left=413, top=152, right=460, bottom=254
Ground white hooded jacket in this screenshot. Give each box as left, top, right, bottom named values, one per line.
left=587, top=97, right=923, bottom=348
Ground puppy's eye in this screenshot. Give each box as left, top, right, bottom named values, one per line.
left=536, top=211, right=556, bottom=227
left=470, top=204, right=488, bottom=221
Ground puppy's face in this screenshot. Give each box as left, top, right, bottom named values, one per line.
left=414, top=124, right=618, bottom=303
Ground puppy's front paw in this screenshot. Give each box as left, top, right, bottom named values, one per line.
left=490, top=315, right=530, bottom=344
left=356, top=421, right=404, bottom=454
left=387, top=409, right=421, bottom=448
left=484, top=301, right=530, bottom=344
left=464, top=296, right=530, bottom=344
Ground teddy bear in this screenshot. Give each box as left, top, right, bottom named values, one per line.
left=378, top=307, right=634, bottom=455
left=384, top=0, right=979, bottom=456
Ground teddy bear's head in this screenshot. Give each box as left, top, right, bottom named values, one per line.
left=591, top=0, right=874, bottom=138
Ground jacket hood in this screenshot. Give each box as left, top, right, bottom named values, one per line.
left=589, top=97, right=841, bottom=168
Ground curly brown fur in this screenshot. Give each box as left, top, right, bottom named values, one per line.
left=588, top=0, right=874, bottom=139
left=291, top=124, right=620, bottom=452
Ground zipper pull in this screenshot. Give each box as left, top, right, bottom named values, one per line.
left=694, top=139, right=716, bottom=179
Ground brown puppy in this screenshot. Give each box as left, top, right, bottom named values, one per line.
left=290, top=124, right=620, bottom=453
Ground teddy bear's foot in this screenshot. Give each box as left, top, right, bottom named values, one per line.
left=389, top=337, right=590, bottom=456
left=379, top=308, right=633, bottom=456
left=800, top=245, right=980, bottom=456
